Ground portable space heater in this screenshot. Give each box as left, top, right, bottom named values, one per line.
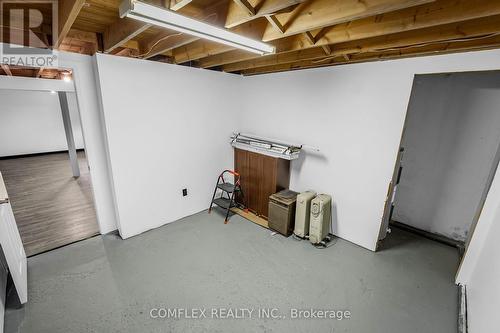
left=309, top=194, right=332, bottom=244
left=294, top=191, right=317, bottom=238
left=268, top=190, right=298, bottom=236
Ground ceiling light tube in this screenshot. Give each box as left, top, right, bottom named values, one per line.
left=120, top=0, right=275, bottom=55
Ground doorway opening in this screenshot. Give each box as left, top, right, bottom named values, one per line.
left=0, top=65, right=100, bottom=256
left=378, top=70, right=500, bottom=261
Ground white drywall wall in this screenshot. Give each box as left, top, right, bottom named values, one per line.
left=58, top=51, right=119, bottom=234
left=392, top=72, right=500, bottom=242
left=456, top=161, right=500, bottom=333
left=1, top=45, right=119, bottom=234
left=240, top=49, right=500, bottom=251
left=94, top=53, right=241, bottom=238
left=0, top=90, right=84, bottom=157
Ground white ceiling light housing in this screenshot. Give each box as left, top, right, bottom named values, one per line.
left=119, top=0, right=275, bottom=55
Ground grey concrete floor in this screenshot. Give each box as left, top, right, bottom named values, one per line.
left=5, top=210, right=459, bottom=333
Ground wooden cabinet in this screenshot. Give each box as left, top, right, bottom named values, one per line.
left=234, top=148, right=290, bottom=218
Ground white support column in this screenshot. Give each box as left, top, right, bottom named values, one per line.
left=58, top=92, right=80, bottom=178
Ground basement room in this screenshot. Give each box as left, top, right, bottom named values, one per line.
left=0, top=0, right=499, bottom=332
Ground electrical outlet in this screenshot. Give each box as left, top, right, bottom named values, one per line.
left=182, top=188, right=188, bottom=197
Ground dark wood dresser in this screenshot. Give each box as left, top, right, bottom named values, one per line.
left=234, top=148, right=291, bottom=218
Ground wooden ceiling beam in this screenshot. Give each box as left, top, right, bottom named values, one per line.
left=261, top=0, right=436, bottom=42
left=103, top=0, right=188, bottom=54
left=233, top=0, right=256, bottom=16
left=242, top=34, right=500, bottom=75
left=139, top=0, right=229, bottom=60
left=36, top=67, right=44, bottom=78
left=142, top=34, right=199, bottom=59
left=174, top=40, right=235, bottom=64
left=199, top=49, right=254, bottom=68
left=322, top=44, right=332, bottom=55
left=66, top=29, right=98, bottom=45
left=170, top=0, right=194, bottom=11
left=56, top=0, right=86, bottom=48
left=224, top=15, right=500, bottom=72
left=303, top=31, right=316, bottom=45
left=173, top=19, right=268, bottom=63
left=265, top=15, right=285, bottom=34
left=225, top=0, right=306, bottom=29
left=104, top=18, right=151, bottom=53
left=208, top=0, right=500, bottom=70
left=1, top=64, right=12, bottom=76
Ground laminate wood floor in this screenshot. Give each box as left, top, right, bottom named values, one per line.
left=0, top=151, right=99, bottom=256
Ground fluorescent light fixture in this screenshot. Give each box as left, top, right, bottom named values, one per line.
left=120, top=0, right=275, bottom=55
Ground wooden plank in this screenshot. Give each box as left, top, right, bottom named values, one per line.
left=225, top=0, right=306, bottom=28
left=174, top=40, right=235, bottom=64
left=140, top=0, right=228, bottom=59
left=141, top=33, right=199, bottom=59
left=231, top=207, right=269, bottom=229
left=1, top=64, right=12, bottom=76
left=303, top=31, right=316, bottom=45
left=56, top=0, right=86, bottom=48
left=104, top=18, right=151, bottom=53
left=35, top=67, right=44, bottom=78
left=225, top=15, right=500, bottom=72
left=266, top=15, right=285, bottom=34
left=261, top=0, right=436, bottom=41
left=233, top=0, right=256, bottom=16
left=199, top=49, right=252, bottom=68
left=173, top=19, right=268, bottom=63
left=241, top=26, right=500, bottom=75
left=67, top=29, right=98, bottom=44
left=170, top=0, right=194, bottom=11
left=215, top=0, right=500, bottom=69
left=103, top=0, right=178, bottom=53
left=322, top=44, right=332, bottom=55
left=243, top=38, right=500, bottom=75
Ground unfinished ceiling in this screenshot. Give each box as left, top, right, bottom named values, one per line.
left=1, top=0, right=500, bottom=76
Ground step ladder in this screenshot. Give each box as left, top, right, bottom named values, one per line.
left=208, top=170, right=244, bottom=224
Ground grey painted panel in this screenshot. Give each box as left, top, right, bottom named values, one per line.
left=393, top=71, right=500, bottom=241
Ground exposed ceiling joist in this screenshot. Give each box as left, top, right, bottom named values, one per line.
left=225, top=0, right=306, bottom=28
left=104, top=18, right=151, bottom=53
left=174, top=40, right=235, bottom=64
left=139, top=0, right=229, bottom=60
left=5, top=0, right=500, bottom=76
left=170, top=0, right=195, bottom=11
left=103, top=0, right=190, bottom=54
left=36, top=67, right=44, bottom=78
left=303, top=31, right=316, bottom=45
left=56, top=0, right=86, bottom=48
left=141, top=34, right=199, bottom=60
left=1, top=64, right=12, bottom=76
left=242, top=34, right=500, bottom=75
left=205, top=0, right=500, bottom=70
left=173, top=19, right=268, bottom=63
left=199, top=49, right=251, bottom=68
left=223, top=16, right=500, bottom=72
left=233, top=0, right=256, bottom=16
left=224, top=15, right=500, bottom=72
left=265, top=15, right=285, bottom=34
left=261, top=0, right=436, bottom=41
left=322, top=44, right=332, bottom=55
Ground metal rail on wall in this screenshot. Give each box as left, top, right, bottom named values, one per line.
left=230, top=133, right=319, bottom=160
